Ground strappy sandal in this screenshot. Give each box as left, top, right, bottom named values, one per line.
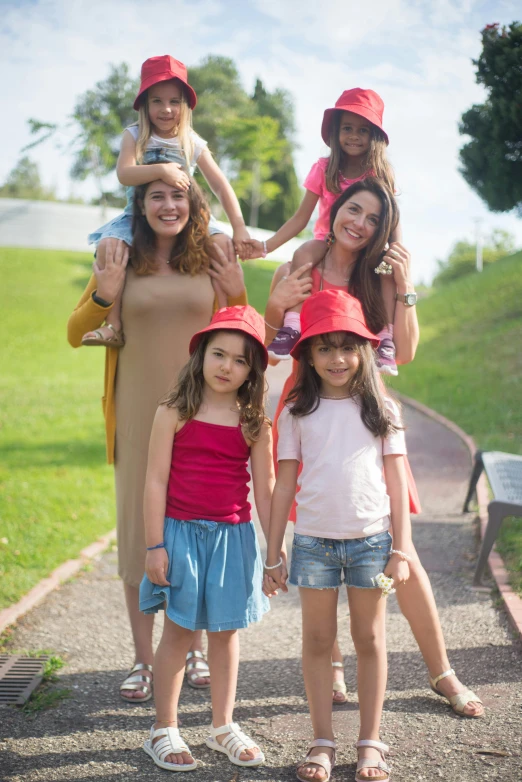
left=143, top=725, right=197, bottom=771
left=205, top=721, right=265, bottom=767
left=429, top=668, right=484, bottom=718
left=296, top=739, right=336, bottom=782
left=355, top=739, right=390, bottom=782
left=332, top=661, right=347, bottom=704
left=119, top=663, right=153, bottom=702
left=185, top=650, right=211, bottom=689
left=82, top=323, right=125, bottom=347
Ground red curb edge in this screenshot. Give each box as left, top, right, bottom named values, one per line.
left=0, top=529, right=117, bottom=636
left=398, top=392, right=522, bottom=641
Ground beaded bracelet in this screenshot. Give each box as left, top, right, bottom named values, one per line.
left=264, top=318, right=280, bottom=332
left=146, top=542, right=166, bottom=551
left=261, top=240, right=268, bottom=258
left=264, top=557, right=283, bottom=570
left=389, top=549, right=412, bottom=561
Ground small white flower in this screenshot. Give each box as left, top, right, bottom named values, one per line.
left=373, top=572, right=395, bottom=596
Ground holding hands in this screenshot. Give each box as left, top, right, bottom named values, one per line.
left=262, top=552, right=289, bottom=597
left=239, top=239, right=266, bottom=261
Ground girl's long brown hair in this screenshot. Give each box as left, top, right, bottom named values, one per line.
left=163, top=330, right=269, bottom=442
left=325, top=110, right=395, bottom=194
left=131, top=171, right=213, bottom=275
left=286, top=331, right=399, bottom=438
left=320, top=177, right=399, bottom=334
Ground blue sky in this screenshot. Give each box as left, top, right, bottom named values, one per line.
left=2, top=0, right=521, bottom=282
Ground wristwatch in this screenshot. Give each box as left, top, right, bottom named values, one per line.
left=395, top=292, right=417, bottom=306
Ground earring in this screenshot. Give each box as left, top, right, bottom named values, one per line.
left=326, top=231, right=335, bottom=248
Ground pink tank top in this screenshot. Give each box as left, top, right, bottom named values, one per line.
left=166, top=419, right=251, bottom=524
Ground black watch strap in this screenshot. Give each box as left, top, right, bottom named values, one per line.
left=92, top=291, right=113, bottom=308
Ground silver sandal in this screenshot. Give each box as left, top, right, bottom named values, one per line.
left=119, top=662, right=153, bottom=702
left=429, top=668, right=484, bottom=718
left=185, top=650, right=211, bottom=689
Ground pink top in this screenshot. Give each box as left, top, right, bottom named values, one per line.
left=166, top=419, right=251, bottom=524
left=277, top=397, right=406, bottom=539
left=304, top=157, right=368, bottom=240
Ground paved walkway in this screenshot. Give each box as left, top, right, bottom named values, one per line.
left=2, top=364, right=521, bottom=781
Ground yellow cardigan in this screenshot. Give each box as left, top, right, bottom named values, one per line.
left=67, top=274, right=247, bottom=464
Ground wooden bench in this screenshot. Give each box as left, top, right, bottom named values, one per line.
left=463, top=450, right=522, bottom=586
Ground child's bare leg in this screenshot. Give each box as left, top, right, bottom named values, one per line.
left=207, top=629, right=262, bottom=762
left=83, top=238, right=127, bottom=344
left=331, top=637, right=347, bottom=703
left=152, top=617, right=195, bottom=766
left=210, top=233, right=237, bottom=309
left=299, top=587, right=338, bottom=781
left=375, top=274, right=398, bottom=376
left=348, top=587, right=387, bottom=777
left=267, top=240, right=326, bottom=358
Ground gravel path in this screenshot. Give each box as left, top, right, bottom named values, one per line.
left=1, top=363, right=521, bottom=781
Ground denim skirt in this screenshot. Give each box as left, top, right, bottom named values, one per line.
left=139, top=518, right=269, bottom=631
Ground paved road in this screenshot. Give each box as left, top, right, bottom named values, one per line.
left=1, top=363, right=521, bottom=781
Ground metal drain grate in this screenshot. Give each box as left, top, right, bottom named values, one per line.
left=0, top=654, right=49, bottom=705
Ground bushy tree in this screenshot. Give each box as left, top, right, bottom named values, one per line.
left=459, top=22, right=522, bottom=214
left=433, top=229, right=517, bottom=287
left=0, top=156, right=57, bottom=200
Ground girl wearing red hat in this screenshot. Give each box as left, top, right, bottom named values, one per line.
left=264, top=289, right=411, bottom=782
left=82, top=54, right=251, bottom=349
left=139, top=305, right=277, bottom=772
left=243, top=88, right=400, bottom=374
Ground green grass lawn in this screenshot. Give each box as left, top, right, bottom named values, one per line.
left=0, top=248, right=276, bottom=610
left=389, top=250, right=522, bottom=594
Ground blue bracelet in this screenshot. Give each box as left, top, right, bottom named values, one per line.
left=146, top=542, right=166, bottom=551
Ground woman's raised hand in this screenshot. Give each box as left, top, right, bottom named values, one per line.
left=381, top=242, right=412, bottom=289
left=93, top=238, right=129, bottom=302
left=269, top=263, right=313, bottom=312
left=207, top=243, right=245, bottom=300
left=160, top=162, right=190, bottom=191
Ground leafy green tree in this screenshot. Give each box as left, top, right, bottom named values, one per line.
left=433, top=229, right=517, bottom=287
left=0, top=156, right=57, bottom=200
left=26, top=64, right=138, bottom=202
left=459, top=22, right=522, bottom=214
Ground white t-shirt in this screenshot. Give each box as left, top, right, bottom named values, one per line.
left=277, top=396, right=407, bottom=539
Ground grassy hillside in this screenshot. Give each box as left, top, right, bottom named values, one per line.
left=0, top=248, right=277, bottom=609
left=390, top=250, right=522, bottom=593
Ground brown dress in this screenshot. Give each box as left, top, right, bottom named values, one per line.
left=115, top=266, right=215, bottom=586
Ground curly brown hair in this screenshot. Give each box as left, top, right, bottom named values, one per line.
left=320, top=177, right=399, bottom=334
left=286, top=331, right=399, bottom=438
left=162, top=330, right=270, bottom=442
left=131, top=171, right=214, bottom=275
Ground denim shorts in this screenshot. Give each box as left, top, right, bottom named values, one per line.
left=289, top=530, right=392, bottom=589
left=139, top=518, right=269, bottom=631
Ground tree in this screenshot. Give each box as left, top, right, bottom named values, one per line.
left=26, top=64, right=138, bottom=204
left=433, top=229, right=517, bottom=287
left=459, top=22, right=522, bottom=214
left=0, top=156, right=57, bottom=200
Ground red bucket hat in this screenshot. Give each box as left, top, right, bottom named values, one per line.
left=321, top=88, right=388, bottom=146
left=290, top=290, right=379, bottom=360
left=189, top=305, right=268, bottom=369
left=133, top=55, right=197, bottom=111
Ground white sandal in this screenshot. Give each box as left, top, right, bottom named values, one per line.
left=355, top=739, right=390, bottom=782
left=205, top=721, right=265, bottom=767
left=429, top=668, right=484, bottom=718
left=119, top=663, right=153, bottom=702
left=143, top=725, right=197, bottom=772
left=296, top=739, right=336, bottom=782
left=185, top=650, right=211, bottom=689
left=332, top=661, right=347, bottom=704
